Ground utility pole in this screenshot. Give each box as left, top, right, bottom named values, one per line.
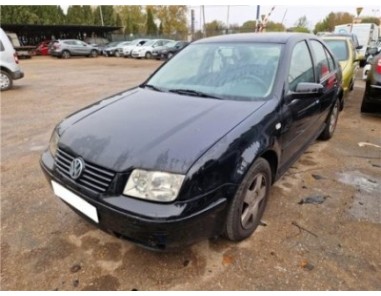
left=281, top=9, right=288, bottom=30
left=202, top=5, right=206, bottom=37
left=256, top=5, right=260, bottom=32
left=191, top=9, right=195, bottom=40
left=226, top=5, right=230, bottom=34
left=100, top=6, right=104, bottom=26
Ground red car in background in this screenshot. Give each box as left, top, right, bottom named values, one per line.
left=35, top=41, right=50, bottom=55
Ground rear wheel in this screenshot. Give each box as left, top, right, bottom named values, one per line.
left=319, top=98, right=340, bottom=140
left=0, top=70, right=12, bottom=91
left=90, top=50, right=98, bottom=58
left=349, top=79, right=354, bottom=91
left=224, top=158, right=271, bottom=241
left=167, top=52, right=174, bottom=59
left=61, top=50, right=70, bottom=59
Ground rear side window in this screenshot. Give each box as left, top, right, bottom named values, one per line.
left=0, top=41, right=4, bottom=51
left=324, top=40, right=348, bottom=61
left=311, top=40, right=333, bottom=81
left=288, top=41, right=315, bottom=91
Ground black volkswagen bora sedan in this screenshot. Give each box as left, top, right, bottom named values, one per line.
left=41, top=33, right=343, bottom=250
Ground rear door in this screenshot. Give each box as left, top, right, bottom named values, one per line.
left=76, top=40, right=91, bottom=55
left=279, top=40, right=322, bottom=166
left=309, top=39, right=339, bottom=122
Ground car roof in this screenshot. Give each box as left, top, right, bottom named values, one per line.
left=194, top=32, right=315, bottom=44
left=321, top=36, right=350, bottom=41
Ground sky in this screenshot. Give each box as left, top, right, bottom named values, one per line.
left=188, top=5, right=381, bottom=30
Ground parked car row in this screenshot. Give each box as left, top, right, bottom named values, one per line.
left=37, top=37, right=189, bottom=60
left=114, top=38, right=190, bottom=60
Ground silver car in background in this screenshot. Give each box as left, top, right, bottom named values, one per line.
left=50, top=39, right=99, bottom=59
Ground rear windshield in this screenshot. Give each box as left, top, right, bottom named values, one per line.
left=324, top=40, right=349, bottom=61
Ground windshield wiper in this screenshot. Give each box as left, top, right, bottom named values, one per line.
left=168, top=89, right=223, bottom=100
left=141, top=84, right=164, bottom=92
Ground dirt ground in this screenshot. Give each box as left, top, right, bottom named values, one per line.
left=1, top=56, right=380, bottom=291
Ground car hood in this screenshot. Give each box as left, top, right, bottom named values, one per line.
left=58, top=88, right=265, bottom=174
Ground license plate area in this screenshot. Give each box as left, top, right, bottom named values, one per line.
left=51, top=181, right=99, bottom=223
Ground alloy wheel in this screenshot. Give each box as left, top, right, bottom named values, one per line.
left=241, top=173, right=267, bottom=230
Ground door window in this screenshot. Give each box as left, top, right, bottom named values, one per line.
left=288, top=41, right=315, bottom=91
left=311, top=40, right=333, bottom=81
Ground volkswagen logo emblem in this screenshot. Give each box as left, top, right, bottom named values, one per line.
left=69, top=158, right=84, bottom=180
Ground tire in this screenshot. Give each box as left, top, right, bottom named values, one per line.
left=167, top=52, right=174, bottom=59
left=0, top=70, right=13, bottom=91
left=145, top=52, right=152, bottom=59
left=349, top=79, right=354, bottom=91
left=319, top=98, right=340, bottom=140
left=360, top=93, right=373, bottom=113
left=224, top=157, right=272, bottom=241
left=90, top=50, right=98, bottom=58
left=115, top=51, right=121, bottom=57
left=61, top=50, right=70, bottom=59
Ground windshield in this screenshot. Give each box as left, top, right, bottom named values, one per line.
left=324, top=40, right=349, bottom=61
left=146, top=42, right=283, bottom=101
left=131, top=39, right=144, bottom=45
left=107, top=41, right=120, bottom=47
left=143, top=40, right=155, bottom=47
left=165, top=41, right=178, bottom=48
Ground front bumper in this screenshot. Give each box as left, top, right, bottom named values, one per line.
left=40, top=151, right=231, bottom=250
left=12, top=70, right=24, bottom=80
left=131, top=51, right=144, bottom=58
left=364, top=81, right=381, bottom=103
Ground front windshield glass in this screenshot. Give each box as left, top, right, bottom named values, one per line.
left=143, top=40, right=155, bottom=47
left=131, top=39, right=143, bottom=45
left=165, top=41, right=178, bottom=48
left=324, top=40, right=349, bottom=61
left=146, top=42, right=283, bottom=101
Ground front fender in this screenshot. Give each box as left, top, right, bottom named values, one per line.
left=177, top=99, right=281, bottom=202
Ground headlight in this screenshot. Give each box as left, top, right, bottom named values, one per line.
left=49, top=130, right=59, bottom=157
left=123, top=169, right=185, bottom=202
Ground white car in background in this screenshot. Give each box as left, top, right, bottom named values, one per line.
left=122, top=39, right=150, bottom=58
left=131, top=39, right=173, bottom=59
left=0, top=28, right=24, bottom=91
left=362, top=46, right=381, bottom=80
left=112, top=41, right=131, bottom=57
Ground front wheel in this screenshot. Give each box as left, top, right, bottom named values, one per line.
left=224, top=157, right=271, bottom=241
left=319, top=99, right=340, bottom=140
left=0, top=70, right=13, bottom=91
left=90, top=50, right=98, bottom=58
left=61, top=50, right=70, bottom=59
left=145, top=52, right=152, bottom=59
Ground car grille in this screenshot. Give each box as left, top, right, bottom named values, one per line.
left=55, top=148, right=115, bottom=193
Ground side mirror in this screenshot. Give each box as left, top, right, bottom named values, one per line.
left=288, top=82, right=324, bottom=100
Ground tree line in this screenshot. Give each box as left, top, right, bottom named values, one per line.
left=0, top=5, right=189, bottom=39
left=1, top=6, right=379, bottom=39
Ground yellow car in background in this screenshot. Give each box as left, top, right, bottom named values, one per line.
left=322, top=36, right=360, bottom=94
